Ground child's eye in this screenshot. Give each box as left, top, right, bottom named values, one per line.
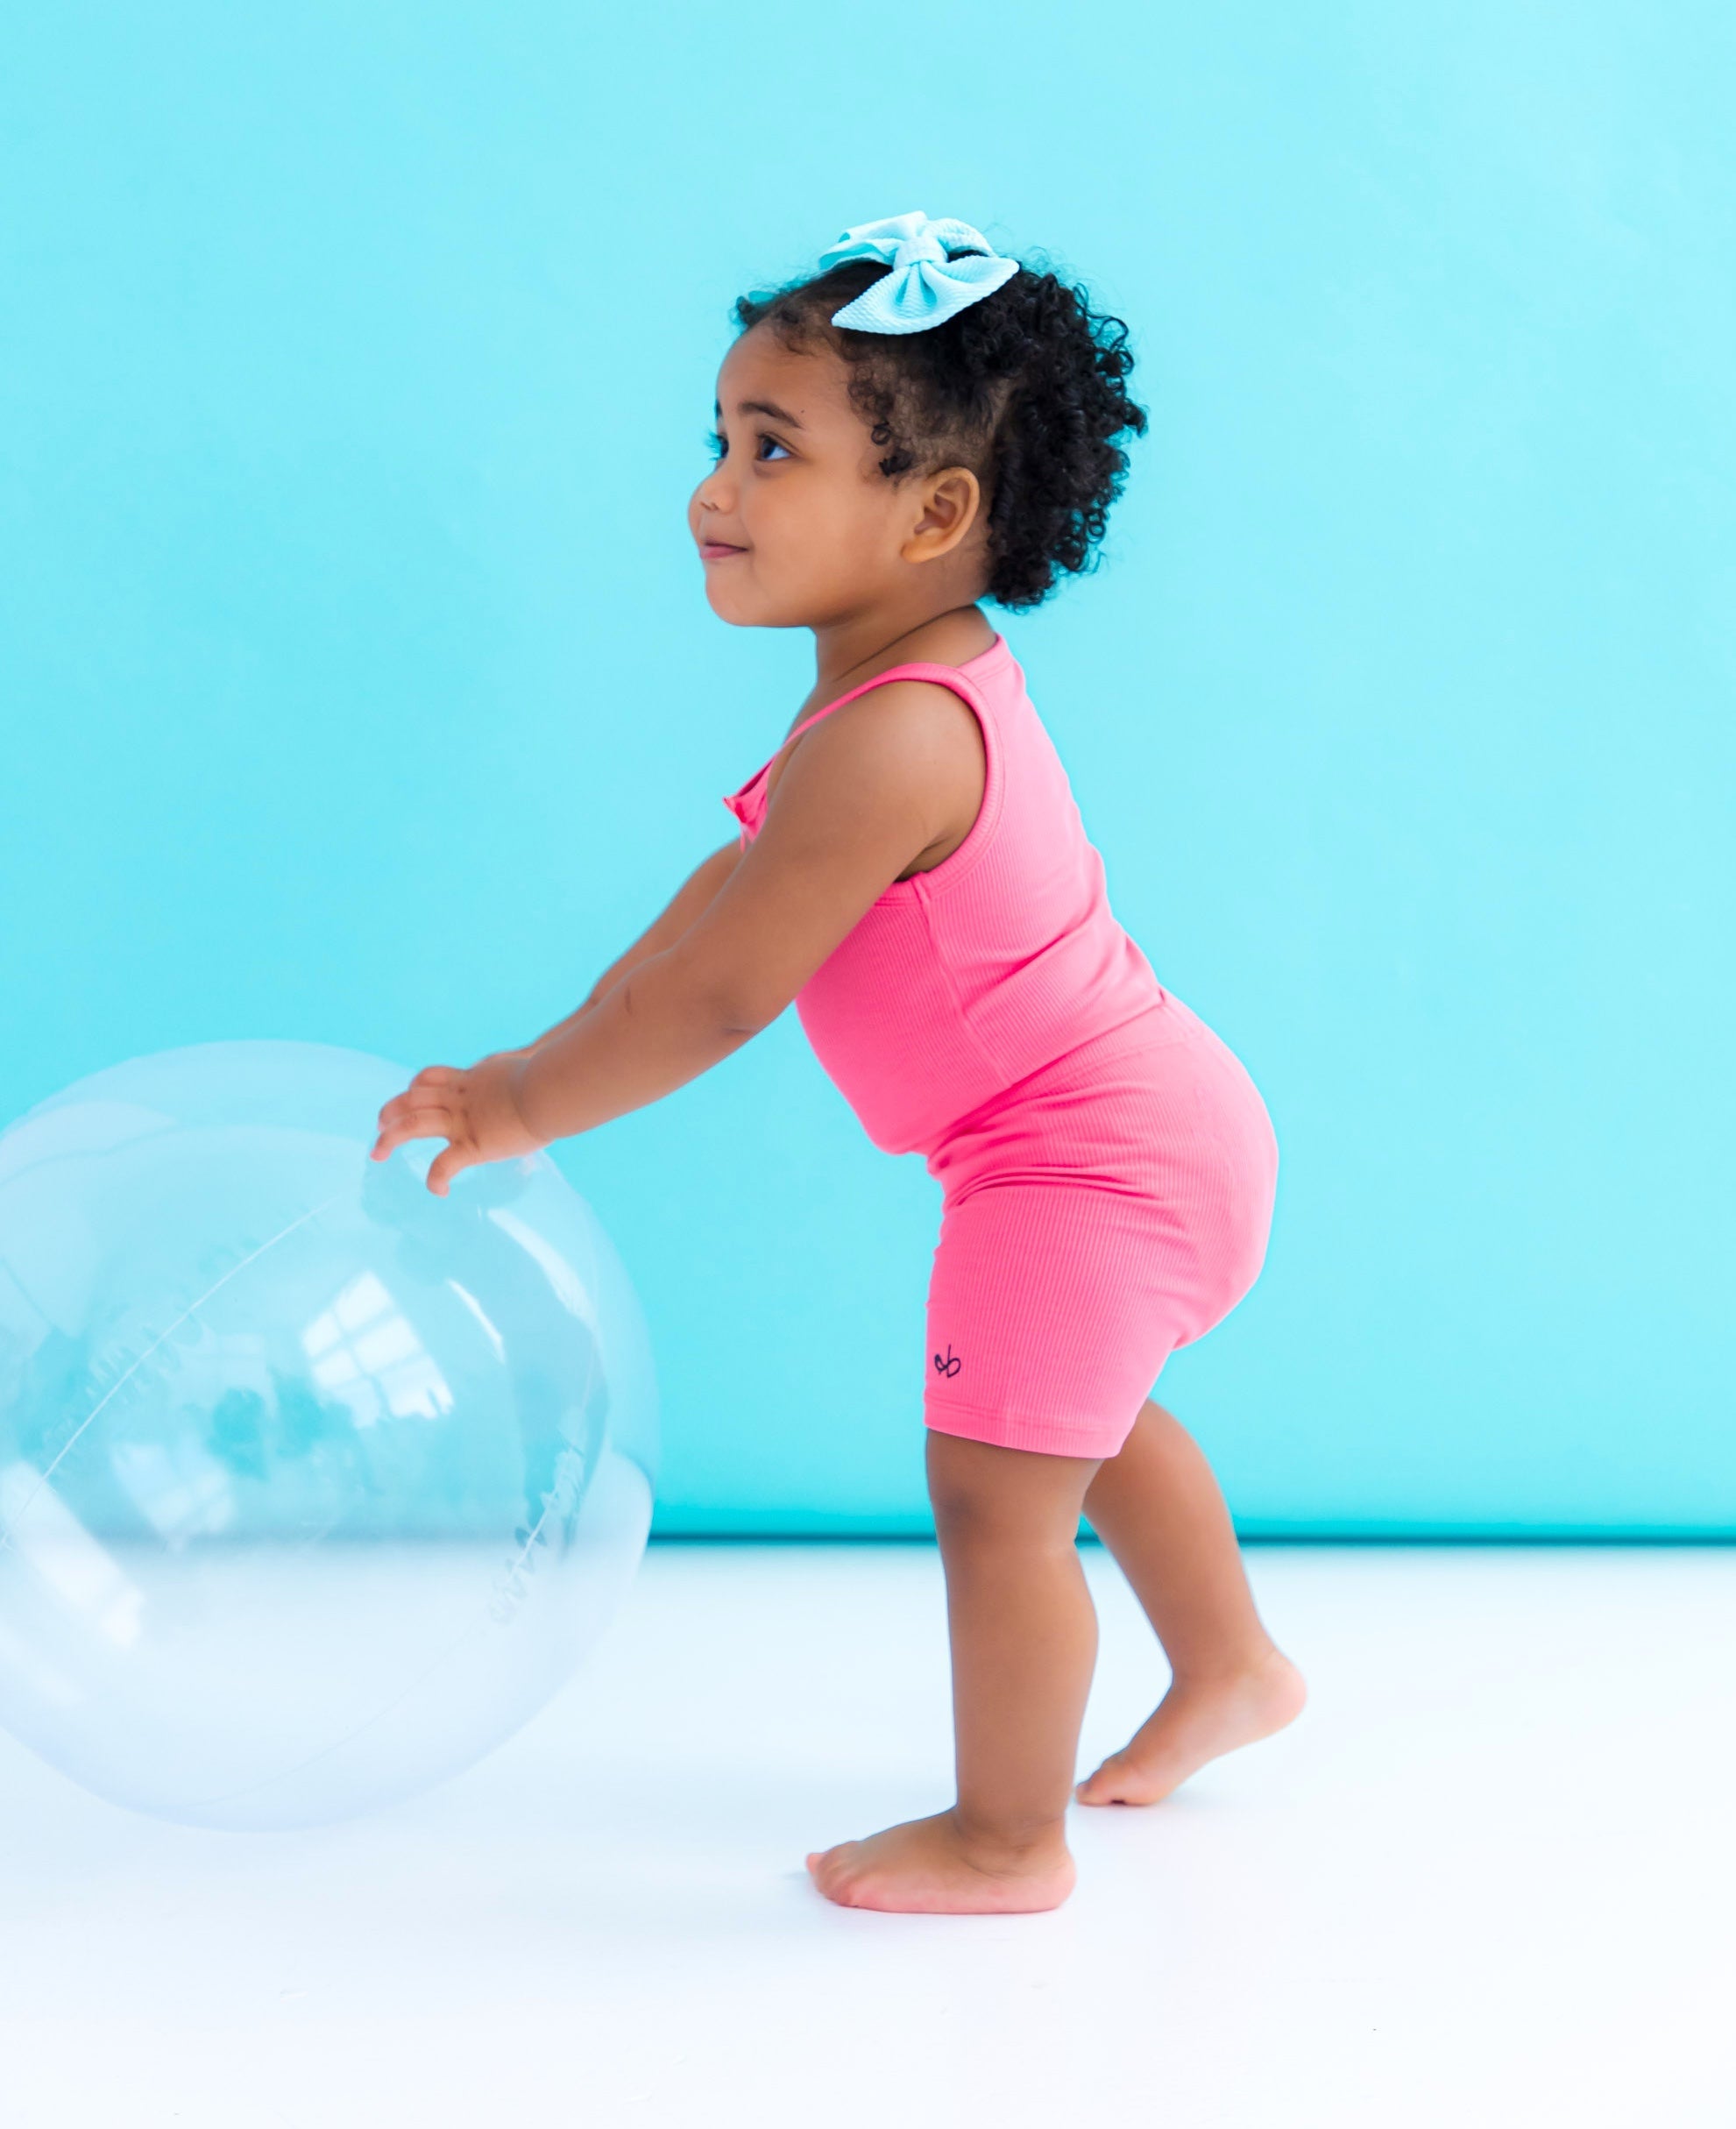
left=704, top=429, right=792, bottom=464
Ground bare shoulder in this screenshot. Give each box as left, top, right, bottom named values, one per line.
left=772, top=678, right=984, bottom=835
left=830, top=675, right=983, bottom=753
left=774, top=685, right=978, bottom=800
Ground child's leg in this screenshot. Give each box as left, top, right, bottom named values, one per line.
left=804, top=1430, right=1102, bottom=1915
left=1074, top=1396, right=1307, bottom=1806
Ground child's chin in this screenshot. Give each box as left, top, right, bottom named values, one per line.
left=705, top=586, right=788, bottom=629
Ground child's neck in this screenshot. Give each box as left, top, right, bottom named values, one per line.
left=804, top=602, right=997, bottom=716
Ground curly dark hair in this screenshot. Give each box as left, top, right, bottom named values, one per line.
left=730, top=245, right=1148, bottom=611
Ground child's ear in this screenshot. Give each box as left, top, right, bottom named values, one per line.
left=902, top=467, right=982, bottom=564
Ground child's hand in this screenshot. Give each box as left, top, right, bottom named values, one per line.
left=370, top=1048, right=547, bottom=1196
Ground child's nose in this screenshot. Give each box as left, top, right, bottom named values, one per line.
left=695, top=465, right=734, bottom=513
left=692, top=489, right=739, bottom=548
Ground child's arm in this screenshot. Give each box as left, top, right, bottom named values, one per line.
left=522, top=841, right=743, bottom=1054
left=512, top=683, right=959, bottom=1144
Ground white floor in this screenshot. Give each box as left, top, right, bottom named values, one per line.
left=3, top=1540, right=1732, bottom=2128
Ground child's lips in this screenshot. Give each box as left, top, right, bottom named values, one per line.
left=700, top=541, right=748, bottom=560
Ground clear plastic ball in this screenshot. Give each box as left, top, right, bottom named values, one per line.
left=0, top=1040, right=656, bottom=1830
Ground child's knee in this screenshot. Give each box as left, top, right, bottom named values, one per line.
left=925, top=1430, right=1096, bottom=1545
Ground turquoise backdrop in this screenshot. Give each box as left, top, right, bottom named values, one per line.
left=3, top=2, right=1731, bottom=1536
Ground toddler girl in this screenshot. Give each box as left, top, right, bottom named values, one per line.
left=372, top=209, right=1307, bottom=1915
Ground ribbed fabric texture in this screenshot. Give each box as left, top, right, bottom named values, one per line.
left=722, top=633, right=1279, bottom=1456
left=721, top=634, right=1170, bottom=1155
left=919, top=997, right=1279, bottom=1456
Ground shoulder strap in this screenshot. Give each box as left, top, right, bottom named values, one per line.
left=784, top=657, right=995, bottom=746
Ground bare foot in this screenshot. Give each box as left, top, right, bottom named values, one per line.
left=1075, top=1645, right=1308, bottom=1806
left=805, top=1807, right=1076, bottom=1914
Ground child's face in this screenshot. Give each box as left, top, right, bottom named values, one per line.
left=689, top=323, right=981, bottom=628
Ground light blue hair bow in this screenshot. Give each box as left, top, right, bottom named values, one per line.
left=818, top=209, right=1019, bottom=335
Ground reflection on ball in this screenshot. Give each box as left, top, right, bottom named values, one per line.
left=0, top=1040, right=656, bottom=1830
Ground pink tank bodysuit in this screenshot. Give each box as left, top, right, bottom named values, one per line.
left=723, top=632, right=1279, bottom=1460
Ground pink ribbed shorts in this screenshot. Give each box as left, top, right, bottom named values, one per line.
left=920, top=992, right=1279, bottom=1461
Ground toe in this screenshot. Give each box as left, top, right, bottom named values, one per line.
left=807, top=1842, right=853, bottom=1898
left=810, top=1857, right=855, bottom=1906
left=1078, top=1762, right=1138, bottom=1806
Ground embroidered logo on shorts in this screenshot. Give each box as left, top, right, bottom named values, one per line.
left=932, top=1343, right=961, bottom=1379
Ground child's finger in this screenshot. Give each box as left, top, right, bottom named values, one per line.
left=426, top=1146, right=469, bottom=1196
left=372, top=1105, right=455, bottom=1160
left=385, top=1100, right=453, bottom=1135
left=377, top=1068, right=458, bottom=1130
